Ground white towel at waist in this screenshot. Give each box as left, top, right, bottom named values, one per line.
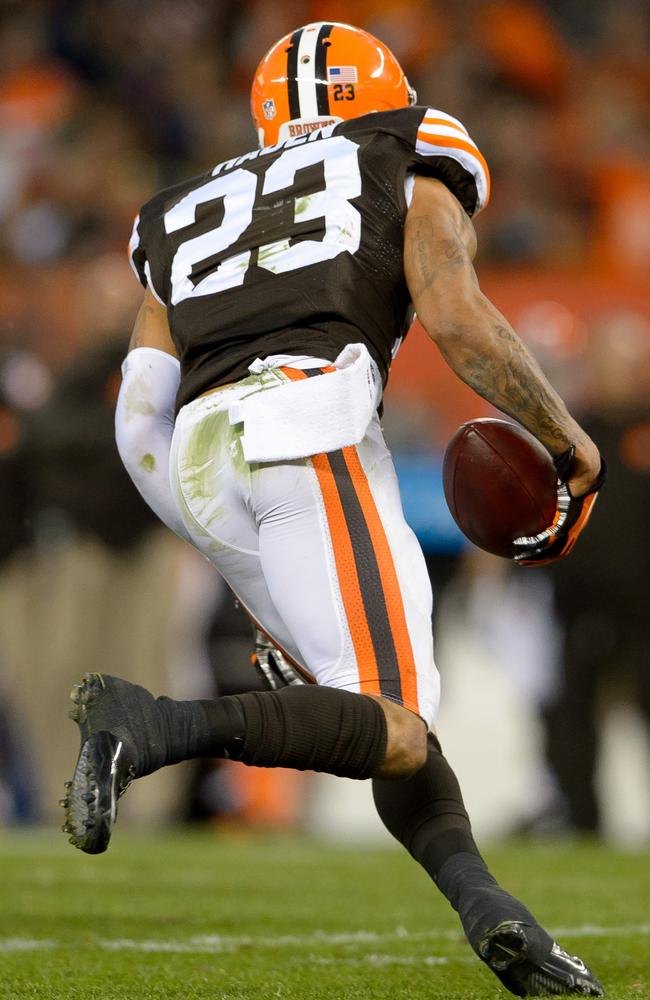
left=228, top=343, right=381, bottom=462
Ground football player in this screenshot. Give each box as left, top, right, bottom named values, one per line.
left=62, top=22, right=605, bottom=997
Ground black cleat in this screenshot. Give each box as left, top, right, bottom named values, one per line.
left=62, top=672, right=168, bottom=854
left=479, top=921, right=604, bottom=997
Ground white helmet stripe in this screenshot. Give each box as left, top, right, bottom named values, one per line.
left=295, top=24, right=323, bottom=119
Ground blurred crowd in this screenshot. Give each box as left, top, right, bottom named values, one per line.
left=0, top=0, right=648, bottom=368
left=0, top=1, right=648, bottom=839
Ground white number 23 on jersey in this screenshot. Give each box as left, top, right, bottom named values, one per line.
left=164, top=135, right=362, bottom=306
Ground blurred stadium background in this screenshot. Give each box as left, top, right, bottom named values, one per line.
left=0, top=0, right=648, bottom=850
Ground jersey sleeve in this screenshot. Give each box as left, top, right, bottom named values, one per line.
left=128, top=215, right=147, bottom=288
left=127, top=212, right=166, bottom=305
left=408, top=107, right=491, bottom=216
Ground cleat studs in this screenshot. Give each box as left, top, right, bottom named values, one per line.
left=58, top=798, right=69, bottom=809
left=64, top=780, right=72, bottom=790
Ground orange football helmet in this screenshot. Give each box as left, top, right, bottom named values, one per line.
left=251, top=22, right=416, bottom=147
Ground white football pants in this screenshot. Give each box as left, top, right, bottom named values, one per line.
left=169, top=362, right=440, bottom=726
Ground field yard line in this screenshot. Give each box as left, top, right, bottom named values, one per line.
left=0, top=938, right=57, bottom=951
left=135, top=923, right=650, bottom=949
left=552, top=924, right=650, bottom=938
left=98, top=927, right=463, bottom=953
left=1, top=923, right=650, bottom=954
left=302, top=955, right=453, bottom=966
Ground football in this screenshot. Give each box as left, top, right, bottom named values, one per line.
left=442, top=418, right=558, bottom=558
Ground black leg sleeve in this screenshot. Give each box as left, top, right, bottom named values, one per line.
left=372, top=733, right=481, bottom=876
left=163, top=686, right=388, bottom=781
left=373, top=733, right=543, bottom=953
left=231, top=686, right=388, bottom=779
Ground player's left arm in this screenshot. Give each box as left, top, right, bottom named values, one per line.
left=404, top=175, right=605, bottom=564
left=115, top=290, right=190, bottom=541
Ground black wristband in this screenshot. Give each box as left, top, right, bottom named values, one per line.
left=553, top=447, right=607, bottom=496
left=553, top=446, right=575, bottom=482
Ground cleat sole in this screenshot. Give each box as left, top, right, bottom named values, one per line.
left=62, top=672, right=156, bottom=856
left=62, top=673, right=130, bottom=855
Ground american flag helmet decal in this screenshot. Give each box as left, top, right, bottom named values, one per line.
left=327, top=66, right=358, bottom=84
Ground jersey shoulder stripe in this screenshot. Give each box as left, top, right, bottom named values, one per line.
left=350, top=105, right=490, bottom=216
left=415, top=107, right=490, bottom=212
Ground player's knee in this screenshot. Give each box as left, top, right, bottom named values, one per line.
left=372, top=697, right=427, bottom=778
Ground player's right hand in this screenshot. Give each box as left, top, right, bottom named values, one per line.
left=512, top=447, right=606, bottom=567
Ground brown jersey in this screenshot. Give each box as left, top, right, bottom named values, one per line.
left=129, top=106, right=490, bottom=411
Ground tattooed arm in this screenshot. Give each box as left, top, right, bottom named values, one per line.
left=403, top=176, right=601, bottom=495
left=128, top=289, right=178, bottom=357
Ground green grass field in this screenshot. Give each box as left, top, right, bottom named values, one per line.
left=1, top=829, right=648, bottom=999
